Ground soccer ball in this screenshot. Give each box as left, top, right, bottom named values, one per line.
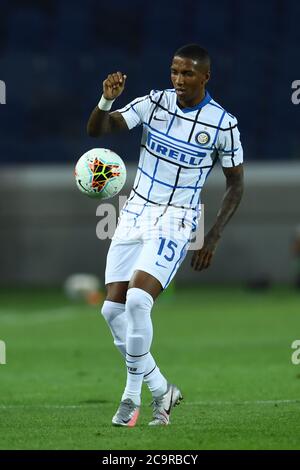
left=75, top=148, right=126, bottom=199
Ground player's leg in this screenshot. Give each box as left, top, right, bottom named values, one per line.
left=101, top=281, right=128, bottom=356
left=105, top=225, right=189, bottom=426
left=102, top=239, right=161, bottom=357
left=116, top=270, right=182, bottom=426
left=123, top=232, right=189, bottom=425
left=101, top=241, right=169, bottom=426
left=103, top=276, right=167, bottom=427
left=128, top=270, right=162, bottom=299
left=102, top=281, right=166, bottom=386
left=120, top=271, right=162, bottom=400
left=111, top=270, right=160, bottom=426
left=106, top=281, right=128, bottom=303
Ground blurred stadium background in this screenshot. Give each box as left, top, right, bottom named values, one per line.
left=0, top=0, right=300, bottom=451
left=0, top=0, right=300, bottom=287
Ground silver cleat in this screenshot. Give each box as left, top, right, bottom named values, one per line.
left=149, top=383, right=183, bottom=426
left=112, top=398, right=140, bottom=427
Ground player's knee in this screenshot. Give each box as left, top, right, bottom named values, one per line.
left=101, top=302, right=113, bottom=323
left=101, top=300, right=123, bottom=324
left=126, top=288, right=153, bottom=322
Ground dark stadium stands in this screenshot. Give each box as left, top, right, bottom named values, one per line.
left=0, top=0, right=299, bottom=162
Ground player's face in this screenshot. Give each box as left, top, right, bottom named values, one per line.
left=171, top=56, right=210, bottom=107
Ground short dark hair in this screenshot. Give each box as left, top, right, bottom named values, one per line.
left=174, top=44, right=210, bottom=71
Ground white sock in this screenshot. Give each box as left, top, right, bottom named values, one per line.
left=122, top=288, right=154, bottom=405
left=101, top=301, right=127, bottom=356
left=101, top=299, right=168, bottom=397
left=143, top=355, right=168, bottom=397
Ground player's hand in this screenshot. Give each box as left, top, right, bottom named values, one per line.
left=191, top=231, right=220, bottom=271
left=103, top=72, right=127, bottom=100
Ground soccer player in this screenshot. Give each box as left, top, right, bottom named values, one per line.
left=87, top=44, right=244, bottom=426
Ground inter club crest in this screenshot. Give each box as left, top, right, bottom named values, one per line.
left=195, top=131, right=211, bottom=146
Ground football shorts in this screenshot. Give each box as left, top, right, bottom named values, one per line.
left=105, top=206, right=193, bottom=289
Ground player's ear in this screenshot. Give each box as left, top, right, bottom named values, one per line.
left=204, top=70, right=211, bottom=84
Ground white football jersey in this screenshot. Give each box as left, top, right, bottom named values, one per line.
left=116, top=89, right=243, bottom=224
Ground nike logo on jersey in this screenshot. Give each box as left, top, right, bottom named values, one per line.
left=153, top=116, right=167, bottom=121
left=155, top=261, right=167, bottom=268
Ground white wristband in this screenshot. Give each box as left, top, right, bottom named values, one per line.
left=98, top=95, right=115, bottom=111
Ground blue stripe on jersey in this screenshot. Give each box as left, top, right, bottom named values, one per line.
left=212, top=109, right=226, bottom=146
left=120, top=96, right=149, bottom=115
left=141, top=144, right=214, bottom=171
left=180, top=167, right=204, bottom=227
left=147, top=131, right=207, bottom=159
left=148, top=94, right=238, bottom=132
left=131, top=104, right=140, bottom=117
left=134, top=158, right=160, bottom=220
left=198, top=151, right=220, bottom=196
left=144, top=122, right=216, bottom=152
left=121, top=103, right=139, bottom=116
left=137, top=166, right=203, bottom=190
left=208, top=101, right=224, bottom=111
left=166, top=110, right=177, bottom=135
left=189, top=168, right=204, bottom=206
left=164, top=239, right=190, bottom=288
left=122, top=207, right=141, bottom=217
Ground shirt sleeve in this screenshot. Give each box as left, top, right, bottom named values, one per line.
left=217, top=117, right=243, bottom=167
left=115, top=94, right=151, bottom=130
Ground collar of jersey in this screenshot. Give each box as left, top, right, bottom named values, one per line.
left=176, top=90, right=212, bottom=113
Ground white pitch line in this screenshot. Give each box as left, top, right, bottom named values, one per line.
left=0, top=404, right=93, bottom=409
left=0, top=307, right=81, bottom=325
left=0, top=306, right=75, bottom=316
left=0, top=400, right=299, bottom=410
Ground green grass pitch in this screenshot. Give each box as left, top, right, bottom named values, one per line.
left=0, top=286, right=300, bottom=450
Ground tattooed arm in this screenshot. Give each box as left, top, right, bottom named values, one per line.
left=191, top=164, right=244, bottom=271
